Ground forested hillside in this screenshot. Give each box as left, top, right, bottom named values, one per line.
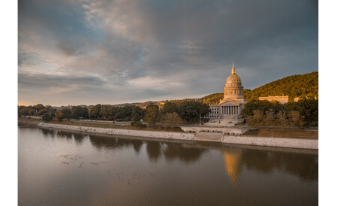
left=244, top=72, right=318, bottom=101
left=199, top=71, right=318, bottom=103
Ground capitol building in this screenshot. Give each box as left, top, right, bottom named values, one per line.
left=208, top=62, right=247, bottom=120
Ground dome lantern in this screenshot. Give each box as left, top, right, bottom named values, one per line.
left=232, top=61, right=236, bottom=74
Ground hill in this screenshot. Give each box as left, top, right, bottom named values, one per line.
left=198, top=71, right=318, bottom=104
left=243, top=71, right=318, bottom=101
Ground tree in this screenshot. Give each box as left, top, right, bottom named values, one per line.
left=89, top=104, right=101, bottom=119
left=241, top=100, right=273, bottom=118
left=59, top=107, right=72, bottom=120
left=37, top=109, right=49, bottom=116
left=42, top=112, right=54, bottom=122
left=33, top=104, right=45, bottom=111
left=297, top=98, right=318, bottom=126
left=145, top=105, right=160, bottom=125
left=160, top=112, right=183, bottom=125
left=277, top=111, right=287, bottom=127
left=161, top=102, right=178, bottom=115
left=19, top=107, right=29, bottom=116
left=72, top=106, right=88, bottom=119
left=28, top=109, right=36, bottom=116
left=288, top=110, right=305, bottom=128
left=247, top=110, right=264, bottom=129
left=177, top=101, right=210, bottom=122
left=55, top=113, right=65, bottom=121
left=131, top=106, right=145, bottom=121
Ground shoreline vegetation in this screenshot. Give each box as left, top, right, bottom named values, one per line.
left=18, top=117, right=318, bottom=150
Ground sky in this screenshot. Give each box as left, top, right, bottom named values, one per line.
left=18, top=0, right=318, bottom=106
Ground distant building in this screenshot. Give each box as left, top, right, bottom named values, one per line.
left=259, top=96, right=289, bottom=104
left=208, top=62, right=247, bottom=120
left=294, top=96, right=317, bottom=102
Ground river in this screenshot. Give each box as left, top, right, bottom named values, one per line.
left=18, top=126, right=318, bottom=206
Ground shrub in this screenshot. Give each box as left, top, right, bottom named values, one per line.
left=42, top=113, right=54, bottom=122
left=131, top=121, right=146, bottom=128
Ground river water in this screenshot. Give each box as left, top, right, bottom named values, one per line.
left=18, top=126, right=318, bottom=206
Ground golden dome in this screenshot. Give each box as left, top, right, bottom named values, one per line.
left=226, top=62, right=242, bottom=84
left=226, top=73, right=242, bottom=84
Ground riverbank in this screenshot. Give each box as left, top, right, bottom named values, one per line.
left=23, top=120, right=318, bottom=150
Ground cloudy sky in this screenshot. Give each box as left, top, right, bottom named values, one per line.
left=18, top=0, right=318, bottom=106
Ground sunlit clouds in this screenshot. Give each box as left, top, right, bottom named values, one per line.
left=18, top=0, right=318, bottom=106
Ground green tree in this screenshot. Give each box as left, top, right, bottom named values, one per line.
left=298, top=98, right=318, bottom=126
left=161, top=102, right=178, bottom=114
left=177, top=101, right=210, bottom=122
left=131, top=106, right=145, bottom=121
left=42, top=112, right=54, bottom=122
left=89, top=104, right=101, bottom=119
left=72, top=106, right=88, bottom=119
left=241, top=100, right=273, bottom=118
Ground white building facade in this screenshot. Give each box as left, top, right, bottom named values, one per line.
left=208, top=62, right=247, bottom=120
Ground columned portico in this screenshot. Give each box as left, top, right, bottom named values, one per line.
left=220, top=105, right=241, bottom=116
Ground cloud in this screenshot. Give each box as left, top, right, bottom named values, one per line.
left=18, top=0, right=318, bottom=106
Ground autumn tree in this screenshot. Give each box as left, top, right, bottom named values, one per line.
left=59, top=107, right=72, bottom=120
left=288, top=110, right=305, bottom=128
left=247, top=110, right=264, bottom=128
left=160, top=112, right=183, bottom=125
left=37, top=109, right=49, bottom=116
left=145, top=105, right=160, bottom=125
left=28, top=109, right=36, bottom=116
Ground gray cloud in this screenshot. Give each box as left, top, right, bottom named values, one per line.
left=18, top=0, right=318, bottom=106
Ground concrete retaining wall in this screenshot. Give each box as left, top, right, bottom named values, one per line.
left=37, top=123, right=195, bottom=140
left=36, top=123, right=318, bottom=150
left=223, top=135, right=318, bottom=150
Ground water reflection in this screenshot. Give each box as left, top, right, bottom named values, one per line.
left=57, top=130, right=73, bottom=139
left=146, top=141, right=161, bottom=161
left=41, top=128, right=54, bottom=138
left=73, top=133, right=86, bottom=144
left=39, top=128, right=317, bottom=182
left=88, top=135, right=208, bottom=163
left=89, top=135, right=143, bottom=153
left=163, top=143, right=207, bottom=163
left=223, top=150, right=242, bottom=183
left=19, top=127, right=318, bottom=206
left=222, top=147, right=318, bottom=183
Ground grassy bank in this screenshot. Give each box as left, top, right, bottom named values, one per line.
left=243, top=129, right=318, bottom=139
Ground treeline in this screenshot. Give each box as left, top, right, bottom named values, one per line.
left=241, top=98, right=318, bottom=128
left=18, top=101, right=210, bottom=125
